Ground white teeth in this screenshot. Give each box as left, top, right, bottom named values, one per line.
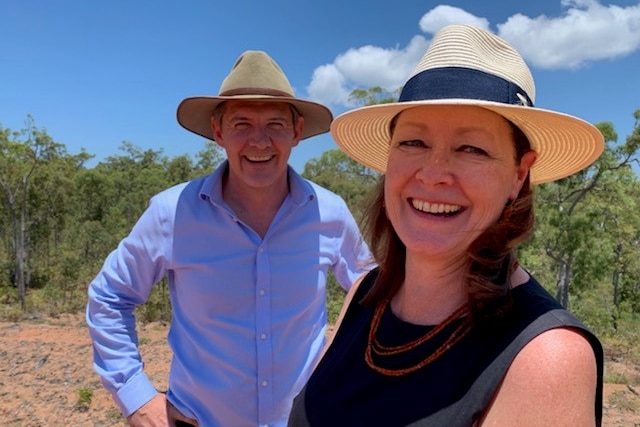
left=411, top=199, right=461, bottom=214
left=246, top=155, right=272, bottom=162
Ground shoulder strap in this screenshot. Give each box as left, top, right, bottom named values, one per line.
left=407, top=309, right=603, bottom=427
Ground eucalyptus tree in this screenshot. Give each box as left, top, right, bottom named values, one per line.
left=194, top=139, right=226, bottom=176
left=71, top=166, right=120, bottom=274
left=530, top=111, right=640, bottom=311
left=348, top=86, right=398, bottom=106
left=600, top=171, right=640, bottom=330
left=302, top=149, right=378, bottom=220
left=0, top=116, right=65, bottom=309
left=595, top=113, right=640, bottom=326
left=97, top=141, right=171, bottom=232
left=28, top=146, right=90, bottom=269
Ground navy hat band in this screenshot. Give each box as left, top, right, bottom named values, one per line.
left=399, top=67, right=534, bottom=107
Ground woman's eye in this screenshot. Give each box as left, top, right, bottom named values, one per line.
left=460, top=145, right=488, bottom=156
left=398, top=139, right=425, bottom=148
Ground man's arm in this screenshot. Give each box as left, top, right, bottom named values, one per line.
left=332, top=197, right=375, bottom=290
left=86, top=192, right=172, bottom=418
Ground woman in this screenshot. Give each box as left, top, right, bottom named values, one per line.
left=289, top=25, right=604, bottom=426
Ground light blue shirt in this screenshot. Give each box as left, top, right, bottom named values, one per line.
left=87, top=162, right=373, bottom=426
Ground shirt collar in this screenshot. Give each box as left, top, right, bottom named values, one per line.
left=198, top=160, right=315, bottom=207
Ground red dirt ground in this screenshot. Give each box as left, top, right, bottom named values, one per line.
left=0, top=313, right=638, bottom=426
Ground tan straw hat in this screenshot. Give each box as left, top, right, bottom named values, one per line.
left=177, top=50, right=333, bottom=141
left=331, top=24, right=604, bottom=184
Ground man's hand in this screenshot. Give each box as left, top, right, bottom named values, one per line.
left=127, top=393, right=169, bottom=427
left=127, top=393, right=198, bottom=427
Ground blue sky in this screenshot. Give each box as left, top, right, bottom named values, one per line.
left=2, top=0, right=639, bottom=173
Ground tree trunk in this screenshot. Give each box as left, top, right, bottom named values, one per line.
left=556, top=258, right=572, bottom=309
left=8, top=194, right=26, bottom=310
left=612, top=243, right=622, bottom=308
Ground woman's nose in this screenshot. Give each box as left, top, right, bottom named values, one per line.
left=414, top=152, right=455, bottom=185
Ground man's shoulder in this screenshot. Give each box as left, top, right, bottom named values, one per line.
left=152, top=174, right=211, bottom=204
left=303, top=179, right=345, bottom=201
left=288, top=168, right=347, bottom=206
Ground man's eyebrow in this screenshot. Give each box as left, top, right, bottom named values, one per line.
left=226, top=113, right=290, bottom=122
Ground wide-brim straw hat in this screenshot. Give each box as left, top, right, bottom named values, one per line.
left=177, top=50, right=333, bottom=141
left=331, top=24, right=605, bottom=184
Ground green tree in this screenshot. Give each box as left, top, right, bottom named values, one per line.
left=596, top=112, right=640, bottom=328
left=0, top=116, right=64, bottom=309
left=302, top=149, right=378, bottom=220
left=349, top=86, right=398, bottom=106
left=194, top=140, right=225, bottom=176
left=28, top=146, right=91, bottom=310
left=529, top=112, right=640, bottom=311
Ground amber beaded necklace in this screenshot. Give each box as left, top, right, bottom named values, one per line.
left=365, top=300, right=473, bottom=376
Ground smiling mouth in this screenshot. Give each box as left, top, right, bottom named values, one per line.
left=411, top=199, right=462, bottom=216
left=245, top=155, right=274, bottom=162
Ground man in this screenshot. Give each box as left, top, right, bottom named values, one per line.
left=86, top=50, right=373, bottom=427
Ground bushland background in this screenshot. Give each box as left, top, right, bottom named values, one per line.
left=2, top=95, right=640, bottom=425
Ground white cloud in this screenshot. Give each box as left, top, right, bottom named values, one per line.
left=307, top=36, right=429, bottom=107
left=498, top=0, right=640, bottom=69
left=307, top=64, right=350, bottom=106
left=418, top=5, right=490, bottom=33
left=307, top=1, right=640, bottom=108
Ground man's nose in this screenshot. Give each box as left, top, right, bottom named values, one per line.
left=248, top=127, right=272, bottom=147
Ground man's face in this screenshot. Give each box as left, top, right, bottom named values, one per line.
left=211, top=101, right=304, bottom=192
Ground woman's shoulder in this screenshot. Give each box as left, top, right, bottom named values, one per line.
left=481, top=271, right=604, bottom=425
left=480, top=327, right=599, bottom=426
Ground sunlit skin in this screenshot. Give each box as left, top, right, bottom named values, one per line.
left=212, top=101, right=303, bottom=196
left=211, top=101, right=304, bottom=236
left=384, top=105, right=537, bottom=322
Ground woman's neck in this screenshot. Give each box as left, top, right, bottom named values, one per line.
left=390, top=253, right=468, bottom=326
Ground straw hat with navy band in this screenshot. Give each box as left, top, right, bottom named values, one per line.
left=177, top=50, right=333, bottom=141
left=331, top=24, right=605, bottom=184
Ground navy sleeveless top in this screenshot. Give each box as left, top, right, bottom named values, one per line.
left=289, top=269, right=603, bottom=427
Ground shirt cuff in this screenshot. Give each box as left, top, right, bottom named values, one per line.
left=114, top=372, right=159, bottom=417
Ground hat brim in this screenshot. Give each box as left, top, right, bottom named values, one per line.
left=330, top=100, right=605, bottom=184
left=177, top=95, right=333, bottom=141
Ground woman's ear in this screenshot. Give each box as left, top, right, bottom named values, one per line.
left=510, top=151, right=537, bottom=200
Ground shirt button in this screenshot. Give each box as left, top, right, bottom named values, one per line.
left=259, top=247, right=264, bottom=253
left=259, top=289, right=265, bottom=296
left=262, top=380, right=268, bottom=387
left=260, top=333, right=267, bottom=340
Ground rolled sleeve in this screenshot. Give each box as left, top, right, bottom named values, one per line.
left=115, top=372, right=160, bottom=416
left=86, top=187, right=176, bottom=416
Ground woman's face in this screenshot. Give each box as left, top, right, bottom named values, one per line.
left=384, top=105, right=536, bottom=262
